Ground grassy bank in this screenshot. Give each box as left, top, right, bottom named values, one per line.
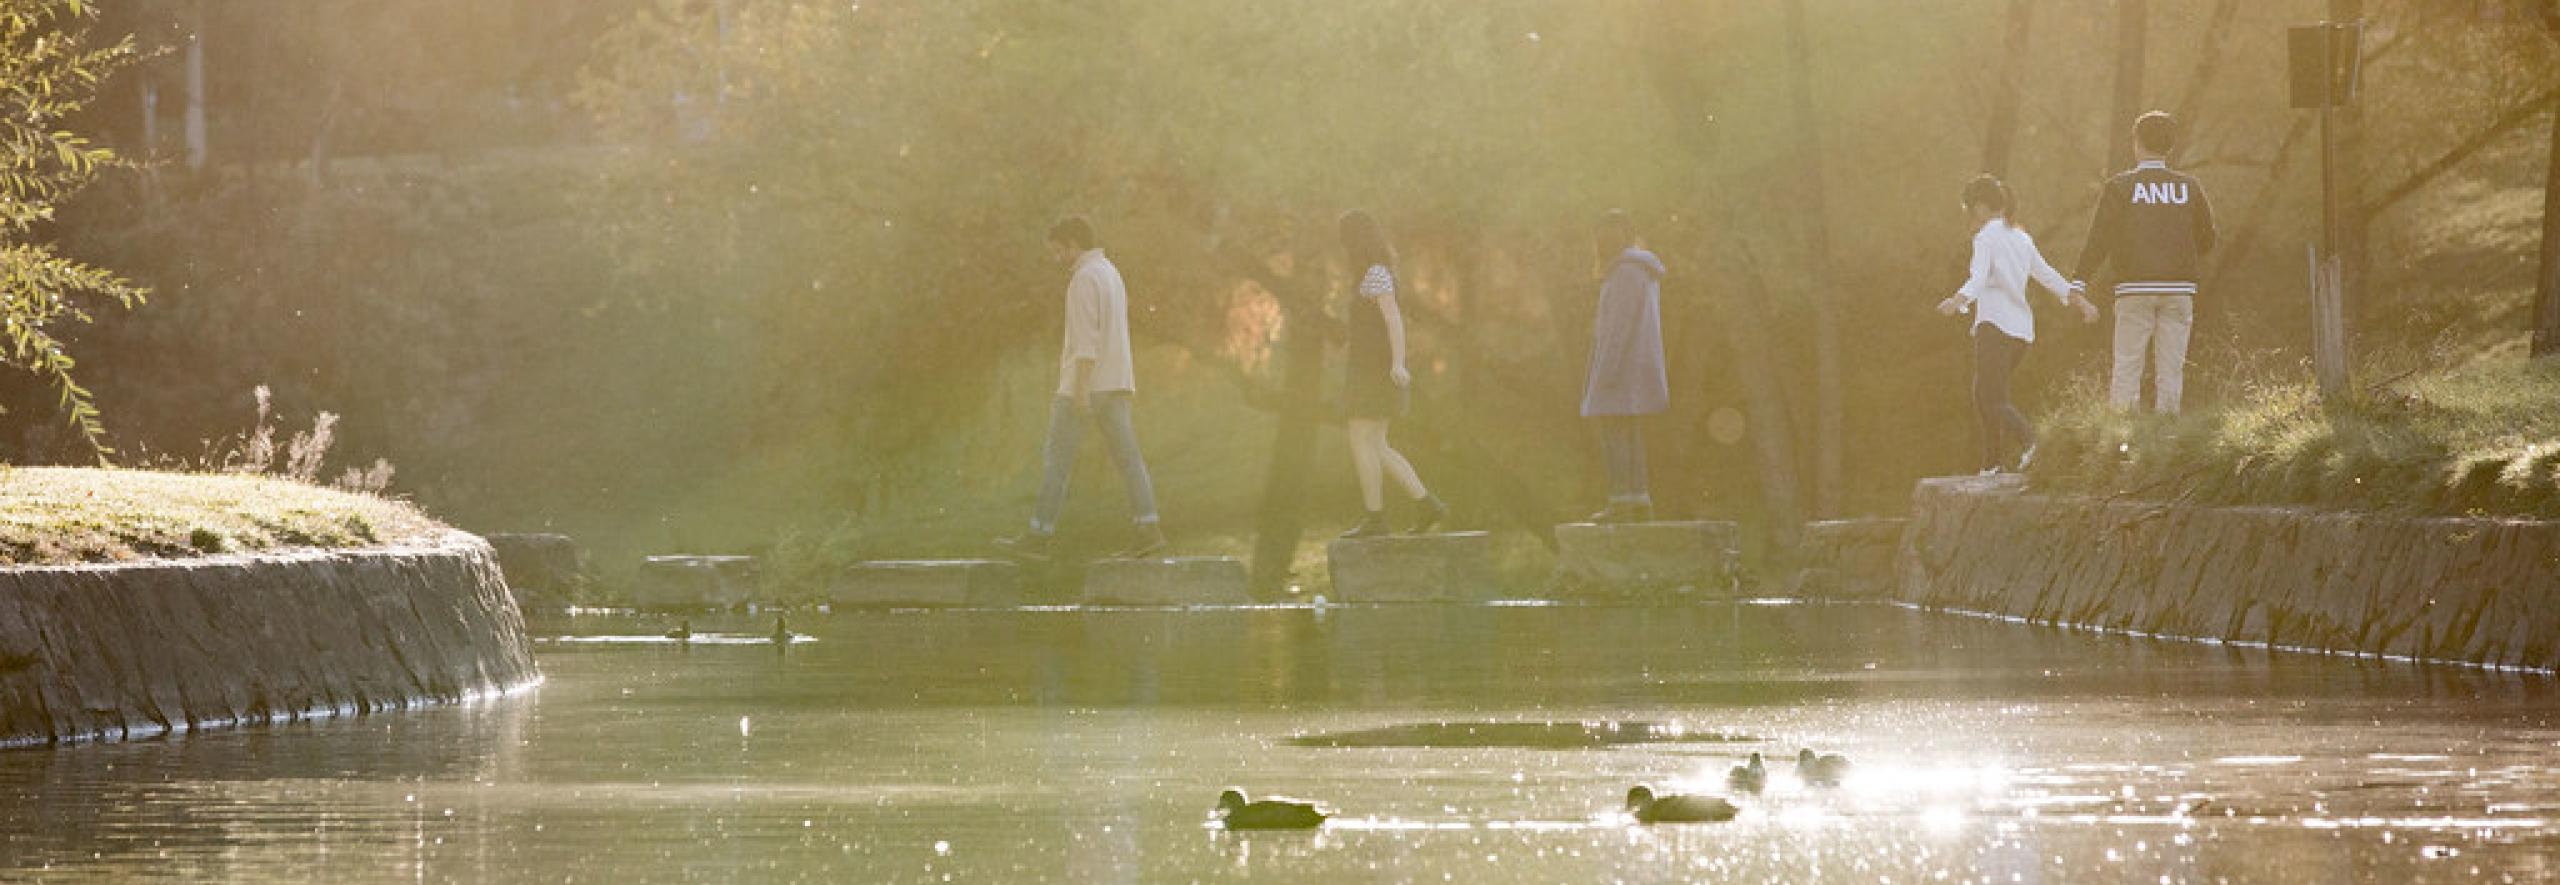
left=0, top=467, right=446, bottom=565
left=2029, top=355, right=2560, bottom=518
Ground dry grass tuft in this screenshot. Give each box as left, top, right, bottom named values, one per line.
left=2030, top=355, right=2560, bottom=518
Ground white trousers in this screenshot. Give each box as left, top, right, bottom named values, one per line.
left=2110, top=294, right=2193, bottom=414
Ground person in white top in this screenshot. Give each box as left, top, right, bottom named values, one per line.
left=1935, top=175, right=2099, bottom=475
left=994, top=216, right=1165, bottom=562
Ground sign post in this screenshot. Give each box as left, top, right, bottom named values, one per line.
left=2291, top=21, right=2361, bottom=399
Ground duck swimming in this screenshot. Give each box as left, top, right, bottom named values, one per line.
left=1624, top=785, right=1738, bottom=824
left=1726, top=752, right=1768, bottom=793
left=663, top=620, right=692, bottom=641
left=1213, top=788, right=1332, bottom=830
left=1797, top=748, right=1851, bottom=786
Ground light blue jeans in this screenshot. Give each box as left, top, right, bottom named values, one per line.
left=1031, top=392, right=1159, bottom=534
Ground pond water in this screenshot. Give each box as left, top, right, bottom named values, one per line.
left=3, top=603, right=2557, bottom=883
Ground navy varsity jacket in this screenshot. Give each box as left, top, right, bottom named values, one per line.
left=2074, top=160, right=2217, bottom=297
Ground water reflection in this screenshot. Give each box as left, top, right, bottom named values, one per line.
left=1, top=604, right=2557, bottom=882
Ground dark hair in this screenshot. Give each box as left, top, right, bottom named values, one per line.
left=1338, top=209, right=1395, bottom=274
left=1962, top=174, right=2013, bottom=223
left=2133, top=111, right=2178, bottom=156
left=1048, top=215, right=1097, bottom=250
left=1595, top=208, right=1636, bottom=252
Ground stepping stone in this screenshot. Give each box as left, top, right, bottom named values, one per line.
left=633, top=555, right=760, bottom=610
left=1916, top=473, right=2029, bottom=496
left=1789, top=518, right=1908, bottom=600
left=1325, top=532, right=1495, bottom=603
left=1082, top=557, right=1252, bottom=606
left=486, top=533, right=582, bottom=589
left=833, top=560, right=1023, bottom=608
left=1551, top=521, right=1738, bottom=601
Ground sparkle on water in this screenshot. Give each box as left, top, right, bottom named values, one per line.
left=3, top=603, right=2556, bottom=882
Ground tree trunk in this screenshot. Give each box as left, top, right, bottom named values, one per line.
left=1723, top=252, right=1805, bottom=536
left=2205, top=116, right=2315, bottom=284
left=1981, top=0, right=2036, bottom=177
left=2107, top=0, right=2147, bottom=172
left=1242, top=263, right=1329, bottom=600
left=2333, top=0, right=2368, bottom=334
left=2167, top=0, right=2243, bottom=150
left=185, top=0, right=208, bottom=171
left=2533, top=101, right=2560, bottom=357
left=1781, top=0, right=1843, bottom=519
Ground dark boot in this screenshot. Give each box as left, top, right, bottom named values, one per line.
left=1116, top=522, right=1169, bottom=559
left=1339, top=511, right=1392, bottom=539
left=993, top=531, right=1054, bottom=563
left=1404, top=494, right=1449, bottom=535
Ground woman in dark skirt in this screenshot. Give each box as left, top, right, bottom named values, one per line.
left=1337, top=209, right=1448, bottom=538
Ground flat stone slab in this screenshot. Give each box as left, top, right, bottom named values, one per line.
left=1082, top=557, right=1252, bottom=606
left=1916, top=473, right=2029, bottom=497
left=1325, top=532, right=1495, bottom=603
left=1789, top=518, right=1908, bottom=600
left=1551, top=521, right=1739, bottom=600
left=485, top=532, right=582, bottom=593
left=632, top=555, right=760, bottom=610
left=833, top=560, right=1023, bottom=608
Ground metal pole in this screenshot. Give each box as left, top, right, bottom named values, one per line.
left=2312, top=22, right=2349, bottom=399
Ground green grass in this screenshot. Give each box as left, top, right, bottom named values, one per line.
left=2029, top=354, right=2560, bottom=518
left=0, top=467, right=448, bottom=565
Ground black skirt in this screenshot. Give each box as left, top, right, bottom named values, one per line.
left=1343, top=363, right=1409, bottom=419
left=1344, top=281, right=1407, bottom=419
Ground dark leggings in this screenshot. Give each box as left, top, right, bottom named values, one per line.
left=1596, top=416, right=1651, bottom=505
left=1973, top=328, right=2034, bottom=471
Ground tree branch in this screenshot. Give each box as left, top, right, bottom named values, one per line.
left=2365, top=85, right=2560, bottom=219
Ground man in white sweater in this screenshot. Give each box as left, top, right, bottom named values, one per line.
left=995, top=216, right=1166, bottom=562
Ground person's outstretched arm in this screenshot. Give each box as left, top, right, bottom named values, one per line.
left=1938, top=231, right=1992, bottom=316
left=2028, top=233, right=2098, bottom=323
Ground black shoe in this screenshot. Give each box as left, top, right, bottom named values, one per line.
left=1404, top=495, right=1449, bottom=535
left=1339, top=511, right=1392, bottom=539
left=993, top=531, right=1054, bottom=563
left=1116, top=523, right=1169, bottom=559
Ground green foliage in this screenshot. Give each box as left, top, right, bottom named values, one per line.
left=0, top=0, right=138, bottom=456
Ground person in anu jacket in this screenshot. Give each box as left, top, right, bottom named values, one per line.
left=2076, top=110, right=2217, bottom=415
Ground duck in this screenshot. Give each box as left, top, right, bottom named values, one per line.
left=1797, top=748, right=1851, bottom=786
left=1625, top=785, right=1738, bottom=824
left=663, top=620, right=693, bottom=641
left=1725, top=752, right=1769, bottom=792
left=1213, top=788, right=1332, bottom=830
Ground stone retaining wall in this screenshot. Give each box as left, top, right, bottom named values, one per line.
left=0, top=531, right=540, bottom=748
left=1897, top=475, right=2560, bottom=669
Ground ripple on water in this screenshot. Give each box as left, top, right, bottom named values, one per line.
left=1286, top=720, right=1755, bottom=749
